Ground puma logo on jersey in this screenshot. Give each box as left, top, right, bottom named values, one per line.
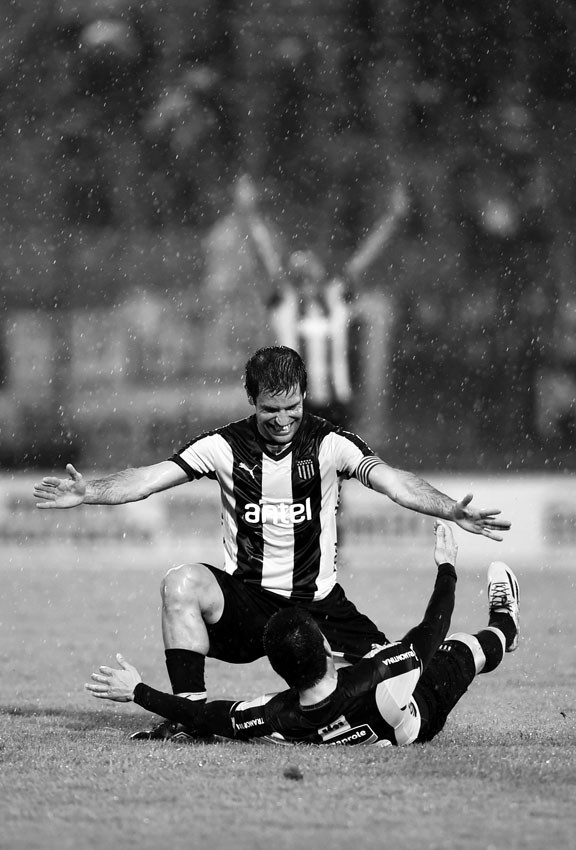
left=244, top=498, right=312, bottom=526
left=238, top=462, right=257, bottom=481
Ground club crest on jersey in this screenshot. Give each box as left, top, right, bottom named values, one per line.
left=296, top=458, right=315, bottom=480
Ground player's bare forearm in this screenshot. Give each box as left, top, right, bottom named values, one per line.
left=34, top=461, right=187, bottom=509
left=89, top=462, right=187, bottom=503
left=367, top=464, right=455, bottom=516
left=366, top=463, right=511, bottom=541
left=82, top=469, right=154, bottom=505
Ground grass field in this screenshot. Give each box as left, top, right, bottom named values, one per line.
left=1, top=538, right=575, bottom=850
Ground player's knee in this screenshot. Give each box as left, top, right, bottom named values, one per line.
left=445, top=632, right=486, bottom=674
left=161, top=563, right=212, bottom=611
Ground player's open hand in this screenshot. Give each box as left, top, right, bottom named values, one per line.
left=33, top=463, right=87, bottom=509
left=85, top=654, right=142, bottom=702
left=451, top=493, right=511, bottom=541
left=433, top=520, right=457, bottom=566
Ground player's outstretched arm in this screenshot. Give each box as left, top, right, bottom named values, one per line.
left=86, top=654, right=142, bottom=702
left=365, top=462, right=511, bottom=542
left=34, top=461, right=188, bottom=509
left=86, top=656, right=242, bottom=739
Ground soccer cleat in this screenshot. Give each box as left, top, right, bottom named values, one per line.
left=487, top=561, right=520, bottom=652
left=130, top=719, right=203, bottom=742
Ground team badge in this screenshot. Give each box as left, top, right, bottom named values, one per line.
left=296, top=458, right=315, bottom=480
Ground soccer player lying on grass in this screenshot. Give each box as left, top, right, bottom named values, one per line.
left=86, top=522, right=519, bottom=747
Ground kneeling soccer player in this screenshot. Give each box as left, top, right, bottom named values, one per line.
left=86, top=523, right=519, bottom=747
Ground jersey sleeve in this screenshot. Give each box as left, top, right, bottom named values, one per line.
left=227, top=692, right=278, bottom=740
left=133, top=684, right=277, bottom=741
left=133, top=683, right=215, bottom=731
left=170, top=432, right=230, bottom=480
left=321, top=429, right=383, bottom=484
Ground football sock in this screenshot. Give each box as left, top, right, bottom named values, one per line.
left=488, top=610, right=517, bottom=649
left=475, top=628, right=505, bottom=674
left=165, top=648, right=206, bottom=700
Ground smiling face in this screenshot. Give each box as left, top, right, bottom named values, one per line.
left=251, top=385, right=305, bottom=447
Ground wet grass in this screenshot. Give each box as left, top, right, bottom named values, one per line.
left=1, top=541, right=575, bottom=850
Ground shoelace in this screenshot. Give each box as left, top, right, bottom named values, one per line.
left=489, top=581, right=513, bottom=609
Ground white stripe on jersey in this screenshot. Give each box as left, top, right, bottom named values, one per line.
left=176, top=433, right=240, bottom=573
left=215, top=438, right=240, bottom=575
left=261, top=452, right=296, bottom=595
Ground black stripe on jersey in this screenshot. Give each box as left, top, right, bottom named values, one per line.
left=291, top=453, right=323, bottom=600
left=289, top=417, right=330, bottom=600
left=226, top=420, right=265, bottom=583
left=372, top=644, right=420, bottom=679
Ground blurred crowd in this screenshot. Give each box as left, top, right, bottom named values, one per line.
left=1, top=0, right=575, bottom=470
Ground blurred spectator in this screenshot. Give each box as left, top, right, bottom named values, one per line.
left=141, top=64, right=234, bottom=227
left=199, top=176, right=272, bottom=374
left=268, top=250, right=352, bottom=424
left=535, top=291, right=576, bottom=449
left=236, top=175, right=409, bottom=426
left=535, top=369, right=576, bottom=448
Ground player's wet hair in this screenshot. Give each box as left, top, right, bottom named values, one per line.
left=263, top=608, right=328, bottom=690
left=244, top=346, right=307, bottom=401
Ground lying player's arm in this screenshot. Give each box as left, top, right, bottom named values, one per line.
left=86, top=655, right=274, bottom=740
left=34, top=461, right=187, bottom=509
left=134, top=687, right=242, bottom=738
left=364, top=460, right=510, bottom=541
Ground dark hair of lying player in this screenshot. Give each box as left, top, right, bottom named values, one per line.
left=263, top=607, right=328, bottom=690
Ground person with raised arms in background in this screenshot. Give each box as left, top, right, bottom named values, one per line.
left=86, top=522, right=520, bottom=748
left=236, top=174, right=411, bottom=427
left=34, top=346, right=511, bottom=741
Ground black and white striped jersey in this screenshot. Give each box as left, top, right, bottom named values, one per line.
left=170, top=412, right=382, bottom=601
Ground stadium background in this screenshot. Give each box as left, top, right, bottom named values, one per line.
left=1, top=7, right=576, bottom=849
left=1, top=0, right=575, bottom=475
left=0, top=0, right=575, bottom=559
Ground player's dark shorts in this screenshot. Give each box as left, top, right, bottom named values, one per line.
left=414, top=640, right=476, bottom=742
left=203, top=564, right=388, bottom=664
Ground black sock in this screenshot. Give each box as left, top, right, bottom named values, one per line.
left=488, top=611, right=517, bottom=650
left=165, top=649, right=206, bottom=696
left=475, top=629, right=504, bottom=674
